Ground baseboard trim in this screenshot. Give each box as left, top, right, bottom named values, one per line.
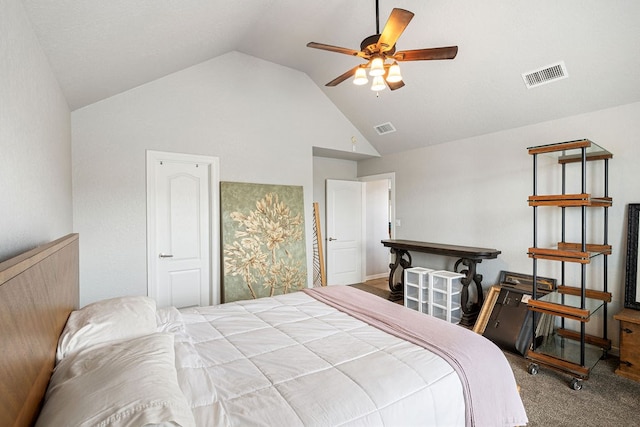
left=365, top=272, right=389, bottom=281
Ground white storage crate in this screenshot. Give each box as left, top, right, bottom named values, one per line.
left=432, top=305, right=462, bottom=324
left=403, top=267, right=434, bottom=312
left=428, top=270, right=465, bottom=323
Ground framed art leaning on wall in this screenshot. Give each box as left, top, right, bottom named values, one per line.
left=624, top=203, right=640, bottom=310
left=220, top=182, right=307, bottom=303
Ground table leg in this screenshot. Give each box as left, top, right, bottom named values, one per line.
left=455, top=258, right=484, bottom=327
left=387, top=248, right=412, bottom=302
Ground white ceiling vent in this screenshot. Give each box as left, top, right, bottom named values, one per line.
left=374, top=122, right=396, bottom=135
left=522, top=61, right=568, bottom=88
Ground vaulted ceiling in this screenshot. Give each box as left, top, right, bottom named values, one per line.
left=22, top=0, right=640, bottom=155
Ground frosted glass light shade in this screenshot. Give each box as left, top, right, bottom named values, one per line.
left=386, top=62, right=402, bottom=83
left=353, top=67, right=368, bottom=85
left=370, top=75, right=386, bottom=91
left=369, top=57, right=385, bottom=76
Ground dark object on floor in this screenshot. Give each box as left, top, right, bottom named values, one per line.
left=482, top=287, right=536, bottom=355
left=349, top=283, right=391, bottom=300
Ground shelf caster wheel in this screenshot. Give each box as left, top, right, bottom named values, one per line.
left=570, top=378, right=583, bottom=391
left=527, top=363, right=539, bottom=375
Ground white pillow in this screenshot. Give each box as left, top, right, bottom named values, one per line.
left=56, top=295, right=157, bottom=362
left=37, top=333, right=195, bottom=427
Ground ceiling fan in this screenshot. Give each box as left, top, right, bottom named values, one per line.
left=306, top=1, right=458, bottom=91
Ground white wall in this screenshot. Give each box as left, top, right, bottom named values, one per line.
left=0, top=0, right=72, bottom=262
left=358, top=101, right=640, bottom=348
left=72, top=52, right=378, bottom=306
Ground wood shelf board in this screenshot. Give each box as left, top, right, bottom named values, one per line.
left=528, top=244, right=611, bottom=263
left=557, top=285, right=612, bottom=302
left=526, top=349, right=591, bottom=378
left=528, top=253, right=590, bottom=264
left=528, top=139, right=592, bottom=155
left=528, top=247, right=590, bottom=264
left=527, top=299, right=591, bottom=321
left=527, top=139, right=612, bottom=162
left=528, top=194, right=612, bottom=207
left=556, top=328, right=611, bottom=349
left=528, top=307, right=589, bottom=322
left=558, top=152, right=613, bottom=163
left=557, top=242, right=612, bottom=254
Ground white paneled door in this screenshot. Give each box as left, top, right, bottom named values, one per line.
left=326, top=179, right=364, bottom=285
left=147, top=151, right=219, bottom=308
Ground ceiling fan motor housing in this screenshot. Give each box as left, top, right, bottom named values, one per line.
left=360, top=34, right=396, bottom=56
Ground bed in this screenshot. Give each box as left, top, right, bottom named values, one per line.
left=0, top=234, right=527, bottom=426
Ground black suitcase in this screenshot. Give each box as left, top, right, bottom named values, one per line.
left=482, top=287, right=536, bottom=355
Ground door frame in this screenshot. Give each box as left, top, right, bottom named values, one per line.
left=359, top=172, right=396, bottom=279
left=146, top=150, right=221, bottom=305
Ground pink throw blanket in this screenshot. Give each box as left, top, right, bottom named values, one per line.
left=304, top=286, right=528, bottom=427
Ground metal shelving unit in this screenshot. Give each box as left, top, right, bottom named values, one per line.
left=525, top=139, right=612, bottom=390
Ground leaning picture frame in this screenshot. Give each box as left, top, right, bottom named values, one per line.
left=473, top=271, right=557, bottom=336
left=498, top=270, right=556, bottom=294
left=473, top=285, right=501, bottom=334
left=624, top=203, right=640, bottom=310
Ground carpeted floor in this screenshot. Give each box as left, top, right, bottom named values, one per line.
left=506, top=351, right=639, bottom=426
left=353, top=281, right=640, bottom=426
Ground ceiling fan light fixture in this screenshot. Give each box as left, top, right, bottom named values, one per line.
left=370, top=75, right=386, bottom=91
left=307, top=6, right=458, bottom=91
left=353, top=67, right=369, bottom=85
left=369, top=57, right=385, bottom=76
left=386, top=62, right=402, bottom=83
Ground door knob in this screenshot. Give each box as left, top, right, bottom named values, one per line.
left=328, top=237, right=337, bottom=241
left=159, top=253, right=174, bottom=258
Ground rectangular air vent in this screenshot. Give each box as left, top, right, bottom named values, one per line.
left=522, top=61, right=568, bottom=89
left=374, top=122, right=396, bottom=135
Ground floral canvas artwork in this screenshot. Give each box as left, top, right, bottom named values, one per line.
left=221, top=182, right=307, bottom=303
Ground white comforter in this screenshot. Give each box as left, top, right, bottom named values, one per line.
left=158, top=291, right=467, bottom=426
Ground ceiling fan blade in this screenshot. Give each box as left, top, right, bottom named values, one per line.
left=386, top=79, right=405, bottom=91
left=376, top=8, right=414, bottom=53
left=325, top=65, right=362, bottom=87
left=393, top=46, right=458, bottom=61
left=307, top=42, right=366, bottom=58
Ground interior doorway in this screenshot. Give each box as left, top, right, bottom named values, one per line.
left=359, top=173, right=395, bottom=281
left=311, top=156, right=394, bottom=286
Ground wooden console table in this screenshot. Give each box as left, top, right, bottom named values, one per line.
left=381, top=239, right=501, bottom=326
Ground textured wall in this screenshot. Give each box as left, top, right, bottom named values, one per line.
left=72, top=52, right=376, bottom=306
left=0, top=0, right=72, bottom=262
left=358, top=101, right=640, bottom=349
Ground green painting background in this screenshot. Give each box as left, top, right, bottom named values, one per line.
left=221, top=182, right=307, bottom=303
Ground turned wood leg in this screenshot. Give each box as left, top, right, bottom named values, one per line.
left=455, top=258, right=484, bottom=327
left=387, top=248, right=412, bottom=302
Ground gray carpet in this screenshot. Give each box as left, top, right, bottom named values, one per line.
left=505, top=351, right=639, bottom=426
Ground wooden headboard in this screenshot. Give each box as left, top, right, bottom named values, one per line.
left=0, top=234, right=79, bottom=427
